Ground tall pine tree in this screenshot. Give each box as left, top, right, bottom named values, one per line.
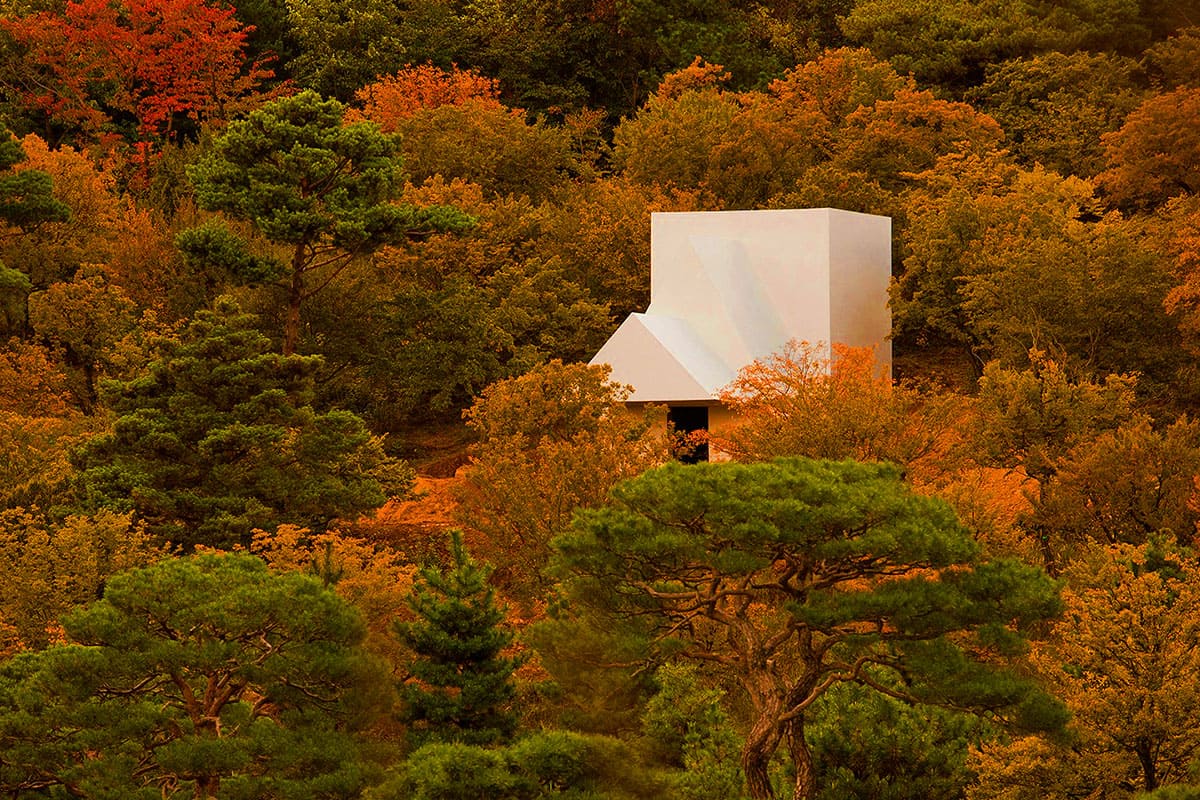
left=396, top=531, right=520, bottom=747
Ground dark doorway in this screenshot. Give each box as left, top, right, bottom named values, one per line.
left=668, top=405, right=709, bottom=463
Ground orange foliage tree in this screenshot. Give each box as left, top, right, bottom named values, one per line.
left=767, top=47, right=913, bottom=128
left=1098, top=87, right=1200, bottom=210
left=1038, top=418, right=1200, bottom=551
left=1, top=135, right=124, bottom=289
left=894, top=152, right=1184, bottom=386
left=0, top=334, right=96, bottom=511
left=350, top=65, right=502, bottom=130
left=0, top=509, right=161, bottom=651
left=834, top=89, right=1005, bottom=189
left=529, top=176, right=704, bottom=318
left=395, top=102, right=578, bottom=201
left=971, top=542, right=1200, bottom=799
left=351, top=66, right=577, bottom=202
left=970, top=355, right=1140, bottom=572
left=1162, top=196, right=1200, bottom=352
left=652, top=56, right=732, bottom=100
left=612, top=62, right=825, bottom=209
left=455, top=361, right=667, bottom=604
left=716, top=341, right=964, bottom=486
left=4, top=133, right=195, bottom=321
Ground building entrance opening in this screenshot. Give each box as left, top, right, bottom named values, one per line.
left=667, top=406, right=709, bottom=463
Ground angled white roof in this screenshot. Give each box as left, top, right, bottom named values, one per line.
left=590, top=208, right=891, bottom=403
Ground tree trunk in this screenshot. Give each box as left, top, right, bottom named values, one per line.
left=1031, top=482, right=1061, bottom=577
left=1136, top=740, right=1158, bottom=793
left=741, top=739, right=777, bottom=800
left=284, top=243, right=305, bottom=356
left=194, top=775, right=219, bottom=799
left=786, top=716, right=817, bottom=800
left=740, top=704, right=784, bottom=800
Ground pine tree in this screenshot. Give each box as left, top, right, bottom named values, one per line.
left=180, top=90, right=473, bottom=355
left=396, top=531, right=520, bottom=747
left=72, top=297, right=413, bottom=550
left=547, top=458, right=1066, bottom=800
left=0, top=553, right=384, bottom=798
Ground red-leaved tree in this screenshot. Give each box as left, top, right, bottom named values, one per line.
left=2, top=0, right=272, bottom=145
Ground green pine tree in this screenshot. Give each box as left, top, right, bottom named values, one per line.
left=179, top=89, right=473, bottom=355
left=545, top=457, right=1067, bottom=800
left=396, top=531, right=521, bottom=747
left=0, top=552, right=386, bottom=798
left=72, top=297, right=413, bottom=550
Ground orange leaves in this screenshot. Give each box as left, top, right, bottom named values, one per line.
left=1, top=0, right=270, bottom=143
left=1098, top=87, right=1200, bottom=210
left=351, top=65, right=503, bottom=132
left=0, top=341, right=72, bottom=416
left=613, top=75, right=823, bottom=209
left=717, top=341, right=964, bottom=485
left=616, top=48, right=1006, bottom=207
left=972, top=542, right=1200, bottom=798
left=768, top=47, right=913, bottom=126
left=353, top=65, right=577, bottom=202
left=252, top=525, right=417, bottom=668
left=455, top=362, right=667, bottom=603
left=837, top=89, right=1005, bottom=187
left=2, top=135, right=141, bottom=289
left=653, top=57, right=730, bottom=101
left=1163, top=199, right=1200, bottom=350
left=527, top=176, right=704, bottom=316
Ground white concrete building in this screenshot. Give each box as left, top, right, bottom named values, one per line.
left=589, top=208, right=892, bottom=457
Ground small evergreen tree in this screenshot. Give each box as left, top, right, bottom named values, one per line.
left=396, top=530, right=520, bottom=747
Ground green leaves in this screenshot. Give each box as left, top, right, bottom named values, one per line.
left=549, top=457, right=1063, bottom=799
left=182, top=90, right=474, bottom=354
left=176, top=219, right=286, bottom=284
left=0, top=127, right=69, bottom=230
left=188, top=92, right=401, bottom=243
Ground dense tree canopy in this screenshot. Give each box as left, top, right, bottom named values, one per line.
left=717, top=341, right=963, bottom=484
left=972, top=543, right=1200, bottom=799
left=0, top=3, right=1197, bottom=797
left=181, top=90, right=473, bottom=354
left=457, top=361, right=667, bottom=601
left=0, top=0, right=270, bottom=145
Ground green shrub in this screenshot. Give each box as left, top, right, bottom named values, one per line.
left=369, top=742, right=526, bottom=800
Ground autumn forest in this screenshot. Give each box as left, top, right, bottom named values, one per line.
left=0, top=0, right=1199, bottom=797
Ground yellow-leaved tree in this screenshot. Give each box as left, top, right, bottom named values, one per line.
left=456, top=361, right=667, bottom=604
left=715, top=341, right=964, bottom=487
left=0, top=509, right=162, bottom=651
left=971, top=541, right=1200, bottom=799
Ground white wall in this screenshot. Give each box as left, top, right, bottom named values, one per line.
left=593, top=208, right=892, bottom=403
